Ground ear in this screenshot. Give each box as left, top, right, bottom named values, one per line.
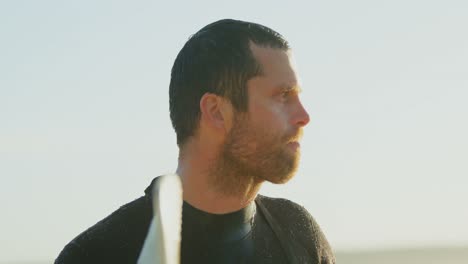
left=199, top=93, right=233, bottom=132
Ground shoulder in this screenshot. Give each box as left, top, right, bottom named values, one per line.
left=55, top=196, right=152, bottom=264
left=256, top=195, right=322, bottom=233
left=256, top=195, right=336, bottom=264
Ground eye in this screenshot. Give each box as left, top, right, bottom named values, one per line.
left=281, top=90, right=291, bottom=98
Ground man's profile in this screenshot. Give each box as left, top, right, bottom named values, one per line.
left=56, top=19, right=335, bottom=264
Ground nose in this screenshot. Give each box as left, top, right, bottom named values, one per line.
left=292, top=99, right=310, bottom=127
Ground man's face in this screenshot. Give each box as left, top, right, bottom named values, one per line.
left=221, top=45, right=310, bottom=184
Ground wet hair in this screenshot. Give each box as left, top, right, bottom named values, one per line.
left=169, top=19, right=290, bottom=146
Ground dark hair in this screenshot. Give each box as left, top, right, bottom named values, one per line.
left=169, top=19, right=290, bottom=147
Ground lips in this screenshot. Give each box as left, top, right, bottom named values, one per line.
left=284, top=129, right=303, bottom=151
left=285, top=129, right=303, bottom=143
left=286, top=141, right=300, bottom=150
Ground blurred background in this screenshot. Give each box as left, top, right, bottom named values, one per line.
left=1, top=0, right=467, bottom=263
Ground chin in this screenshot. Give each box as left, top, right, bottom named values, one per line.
left=270, top=152, right=300, bottom=184
left=266, top=170, right=297, bottom=184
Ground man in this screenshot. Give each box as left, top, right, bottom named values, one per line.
left=56, top=19, right=335, bottom=264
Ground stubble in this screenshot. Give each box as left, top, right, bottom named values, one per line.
left=208, top=113, right=302, bottom=198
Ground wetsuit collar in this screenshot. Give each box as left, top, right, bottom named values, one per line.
left=145, top=177, right=256, bottom=243
left=182, top=200, right=255, bottom=243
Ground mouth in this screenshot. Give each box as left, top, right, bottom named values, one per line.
left=286, top=141, right=300, bottom=151
left=284, top=130, right=303, bottom=151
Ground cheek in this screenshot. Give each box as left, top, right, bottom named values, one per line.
left=252, top=103, right=288, bottom=131
left=247, top=95, right=292, bottom=135
left=249, top=111, right=287, bottom=143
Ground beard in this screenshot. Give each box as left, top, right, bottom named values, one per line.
left=209, top=113, right=302, bottom=197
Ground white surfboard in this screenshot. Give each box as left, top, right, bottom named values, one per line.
left=138, top=174, right=183, bottom=264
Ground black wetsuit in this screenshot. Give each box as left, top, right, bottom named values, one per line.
left=56, top=177, right=335, bottom=263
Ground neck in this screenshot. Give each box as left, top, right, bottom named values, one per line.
left=176, top=144, right=263, bottom=214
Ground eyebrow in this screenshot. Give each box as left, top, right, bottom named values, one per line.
left=278, top=84, right=302, bottom=93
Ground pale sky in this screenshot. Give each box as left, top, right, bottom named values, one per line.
left=1, top=0, right=467, bottom=262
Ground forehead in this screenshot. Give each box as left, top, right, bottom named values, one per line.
left=249, top=44, right=299, bottom=89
